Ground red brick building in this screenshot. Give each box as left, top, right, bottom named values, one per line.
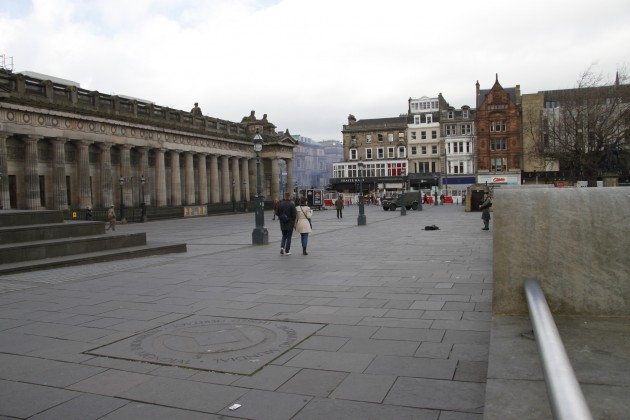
left=475, top=76, right=523, bottom=185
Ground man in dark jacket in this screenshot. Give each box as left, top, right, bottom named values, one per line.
left=277, top=192, right=297, bottom=255
left=479, top=192, right=492, bottom=230
left=335, top=196, right=344, bottom=219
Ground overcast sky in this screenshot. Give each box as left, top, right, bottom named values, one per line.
left=1, top=0, right=629, bottom=141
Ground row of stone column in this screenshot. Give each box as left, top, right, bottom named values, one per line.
left=0, top=133, right=293, bottom=210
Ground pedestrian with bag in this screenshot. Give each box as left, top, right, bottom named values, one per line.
left=295, top=196, right=313, bottom=255
left=277, top=192, right=297, bottom=255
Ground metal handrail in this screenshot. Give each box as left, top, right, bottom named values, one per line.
left=523, top=279, right=593, bottom=420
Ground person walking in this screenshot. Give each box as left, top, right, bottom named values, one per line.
left=272, top=198, right=279, bottom=220
left=277, top=192, right=297, bottom=255
left=105, top=205, right=116, bottom=231
left=335, top=195, right=344, bottom=219
left=295, top=196, right=313, bottom=255
left=479, top=192, right=492, bottom=230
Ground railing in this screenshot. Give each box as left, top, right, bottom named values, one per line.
left=523, top=280, right=593, bottom=420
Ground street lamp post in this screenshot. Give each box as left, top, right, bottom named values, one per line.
left=252, top=131, right=269, bottom=245
left=433, top=174, right=438, bottom=206
left=140, top=175, right=147, bottom=223
left=400, top=177, right=407, bottom=216
left=281, top=171, right=287, bottom=196
left=119, top=177, right=126, bottom=223
left=418, top=178, right=423, bottom=211
left=357, top=160, right=366, bottom=225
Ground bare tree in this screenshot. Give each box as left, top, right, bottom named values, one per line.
left=527, top=66, right=630, bottom=185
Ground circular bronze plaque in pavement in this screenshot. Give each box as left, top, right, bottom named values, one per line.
left=88, top=316, right=323, bottom=375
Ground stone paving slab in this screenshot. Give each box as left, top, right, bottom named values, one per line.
left=87, top=315, right=324, bottom=374
left=0, top=204, right=495, bottom=419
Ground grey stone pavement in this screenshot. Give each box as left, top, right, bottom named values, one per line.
left=0, top=203, right=493, bottom=419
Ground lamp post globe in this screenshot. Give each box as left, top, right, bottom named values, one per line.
left=357, top=160, right=366, bottom=226
left=252, top=131, right=268, bottom=245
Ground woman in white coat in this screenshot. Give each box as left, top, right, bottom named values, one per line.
left=295, top=196, right=313, bottom=255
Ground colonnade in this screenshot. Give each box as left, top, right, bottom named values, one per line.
left=0, top=133, right=293, bottom=211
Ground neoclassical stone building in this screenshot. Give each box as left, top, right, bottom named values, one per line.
left=0, top=69, right=297, bottom=215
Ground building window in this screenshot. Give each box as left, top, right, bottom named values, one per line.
left=414, top=115, right=421, bottom=124
left=490, top=138, right=507, bottom=151
left=432, top=145, right=438, bottom=154
left=411, top=131, right=417, bottom=140
left=350, top=149, right=358, bottom=160
left=366, top=134, right=372, bottom=143
left=421, top=146, right=427, bottom=154
left=463, top=109, right=469, bottom=119
left=490, top=121, right=506, bottom=132
left=448, top=111, right=454, bottom=119
left=377, top=147, right=384, bottom=159
left=398, top=146, right=406, bottom=158
left=421, top=131, right=427, bottom=139
left=431, top=130, right=437, bottom=139
left=445, top=124, right=457, bottom=136
left=426, top=114, right=433, bottom=124
left=491, top=157, right=506, bottom=172
left=448, top=161, right=465, bottom=174
left=411, top=146, right=417, bottom=155
left=461, top=123, right=472, bottom=135
left=387, top=161, right=406, bottom=176
left=388, top=133, right=394, bottom=142
left=378, top=134, right=383, bottom=142
left=366, top=148, right=373, bottom=159
left=387, top=147, right=395, bottom=158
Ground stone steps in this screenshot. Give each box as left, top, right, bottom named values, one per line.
left=0, top=221, right=104, bottom=244
left=0, top=242, right=187, bottom=275
left=0, top=210, right=186, bottom=273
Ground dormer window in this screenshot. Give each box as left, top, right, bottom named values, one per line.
left=448, top=111, right=454, bottom=119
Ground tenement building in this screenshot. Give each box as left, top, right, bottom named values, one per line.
left=0, top=70, right=297, bottom=215
left=475, top=75, right=523, bottom=186
left=440, top=104, right=476, bottom=197
left=334, top=114, right=408, bottom=196
left=407, top=94, right=449, bottom=191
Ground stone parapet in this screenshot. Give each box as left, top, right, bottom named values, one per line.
left=492, top=187, right=630, bottom=316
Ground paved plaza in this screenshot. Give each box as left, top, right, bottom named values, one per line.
left=0, top=203, right=493, bottom=419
